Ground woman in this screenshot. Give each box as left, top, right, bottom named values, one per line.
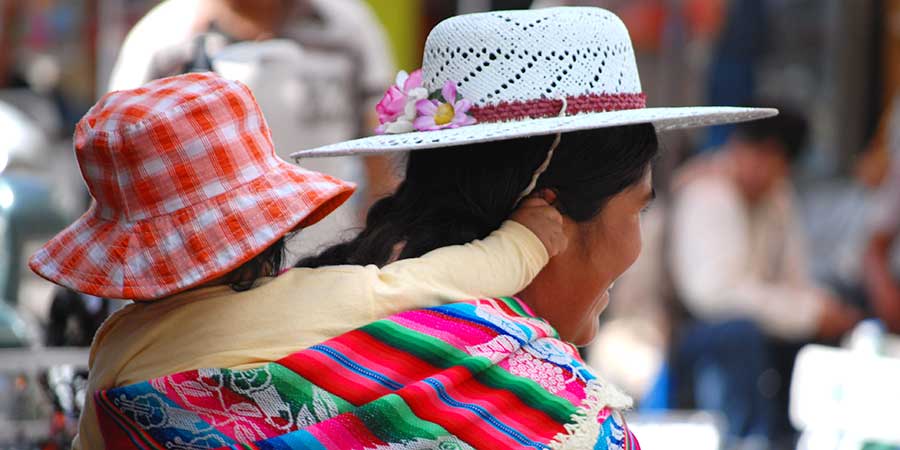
left=301, top=125, right=656, bottom=347
left=92, top=7, right=774, bottom=449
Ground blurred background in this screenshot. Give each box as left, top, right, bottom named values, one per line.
left=1, top=0, right=899, bottom=449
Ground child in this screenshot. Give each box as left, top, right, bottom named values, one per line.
left=28, top=73, right=564, bottom=449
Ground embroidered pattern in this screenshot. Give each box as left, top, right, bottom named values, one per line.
left=96, top=298, right=639, bottom=449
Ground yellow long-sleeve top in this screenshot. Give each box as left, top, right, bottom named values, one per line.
left=76, top=220, right=547, bottom=449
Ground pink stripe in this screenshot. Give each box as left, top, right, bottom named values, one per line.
left=307, top=414, right=385, bottom=449
left=391, top=310, right=498, bottom=349
left=558, top=379, right=587, bottom=404
left=305, top=419, right=359, bottom=448
left=508, top=297, right=538, bottom=317
left=152, top=372, right=281, bottom=442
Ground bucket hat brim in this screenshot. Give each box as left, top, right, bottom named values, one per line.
left=28, top=160, right=354, bottom=300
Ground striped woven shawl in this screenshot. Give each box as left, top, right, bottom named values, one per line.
left=95, top=297, right=639, bottom=449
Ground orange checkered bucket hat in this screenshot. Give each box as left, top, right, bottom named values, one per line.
left=29, top=73, right=355, bottom=300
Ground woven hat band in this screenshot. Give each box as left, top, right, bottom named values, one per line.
left=469, top=92, right=647, bottom=123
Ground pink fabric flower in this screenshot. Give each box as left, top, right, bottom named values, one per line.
left=413, top=81, right=477, bottom=131
left=375, top=85, right=407, bottom=124
left=375, top=69, right=427, bottom=134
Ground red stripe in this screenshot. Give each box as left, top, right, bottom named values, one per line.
left=494, top=298, right=535, bottom=319
left=398, top=365, right=559, bottom=448
left=397, top=375, right=518, bottom=448
left=327, top=330, right=441, bottom=384
left=469, top=92, right=646, bottom=123
left=435, top=369, right=565, bottom=440
left=288, top=309, right=568, bottom=443
left=279, top=350, right=392, bottom=406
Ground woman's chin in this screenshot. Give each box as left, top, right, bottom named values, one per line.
left=572, top=330, right=598, bottom=347
left=570, top=291, right=610, bottom=346
left=570, top=320, right=601, bottom=347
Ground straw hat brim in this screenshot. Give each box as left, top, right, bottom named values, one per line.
left=28, top=161, right=354, bottom=300
left=291, top=106, right=777, bottom=159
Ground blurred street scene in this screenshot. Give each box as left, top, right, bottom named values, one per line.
left=1, top=0, right=899, bottom=449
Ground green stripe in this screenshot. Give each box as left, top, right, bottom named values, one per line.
left=363, top=318, right=577, bottom=424
left=363, top=320, right=478, bottom=370
left=357, top=393, right=452, bottom=442
left=268, top=364, right=354, bottom=413
left=476, top=365, right=576, bottom=423
left=497, top=297, right=534, bottom=318
left=219, top=364, right=354, bottom=424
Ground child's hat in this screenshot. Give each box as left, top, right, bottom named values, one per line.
left=29, top=73, right=355, bottom=300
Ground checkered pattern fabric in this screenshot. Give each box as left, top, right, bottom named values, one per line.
left=29, top=73, right=355, bottom=300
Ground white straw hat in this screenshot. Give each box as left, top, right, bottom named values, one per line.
left=291, top=7, right=776, bottom=159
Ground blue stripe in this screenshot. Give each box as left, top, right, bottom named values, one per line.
left=594, top=413, right=625, bottom=449
left=422, top=378, right=550, bottom=449
left=252, top=430, right=329, bottom=450
left=106, top=381, right=234, bottom=448
left=310, top=344, right=404, bottom=391
left=608, top=416, right=626, bottom=446
left=431, top=303, right=532, bottom=345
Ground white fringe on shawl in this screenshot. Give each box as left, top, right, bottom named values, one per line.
left=549, top=378, right=633, bottom=450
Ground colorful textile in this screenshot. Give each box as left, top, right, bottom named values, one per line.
left=29, top=72, right=355, bottom=301
left=95, top=297, right=639, bottom=449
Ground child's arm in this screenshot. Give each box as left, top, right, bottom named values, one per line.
left=371, top=197, right=566, bottom=316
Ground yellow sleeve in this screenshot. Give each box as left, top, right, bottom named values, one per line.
left=371, top=220, right=548, bottom=317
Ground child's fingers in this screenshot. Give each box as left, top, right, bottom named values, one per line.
left=535, top=188, right=558, bottom=204
left=534, top=205, right=563, bottom=224
left=547, top=229, right=568, bottom=257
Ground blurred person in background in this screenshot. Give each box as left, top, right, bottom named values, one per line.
left=863, top=96, right=900, bottom=334
left=701, top=0, right=766, bottom=151
left=668, top=107, right=863, bottom=449
left=106, top=0, right=398, bottom=260
left=44, top=287, right=110, bottom=347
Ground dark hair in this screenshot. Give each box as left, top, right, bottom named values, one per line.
left=223, top=236, right=289, bottom=291
left=732, top=104, right=809, bottom=163
left=298, top=123, right=659, bottom=268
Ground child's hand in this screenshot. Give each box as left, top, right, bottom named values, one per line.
left=511, top=196, right=568, bottom=257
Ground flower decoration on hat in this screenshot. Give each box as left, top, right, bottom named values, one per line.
left=415, top=80, right=476, bottom=131
left=375, top=69, right=476, bottom=134
left=375, top=69, right=427, bottom=134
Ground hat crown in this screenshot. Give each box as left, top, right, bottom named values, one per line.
left=421, top=7, right=642, bottom=108
left=75, top=73, right=278, bottom=221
